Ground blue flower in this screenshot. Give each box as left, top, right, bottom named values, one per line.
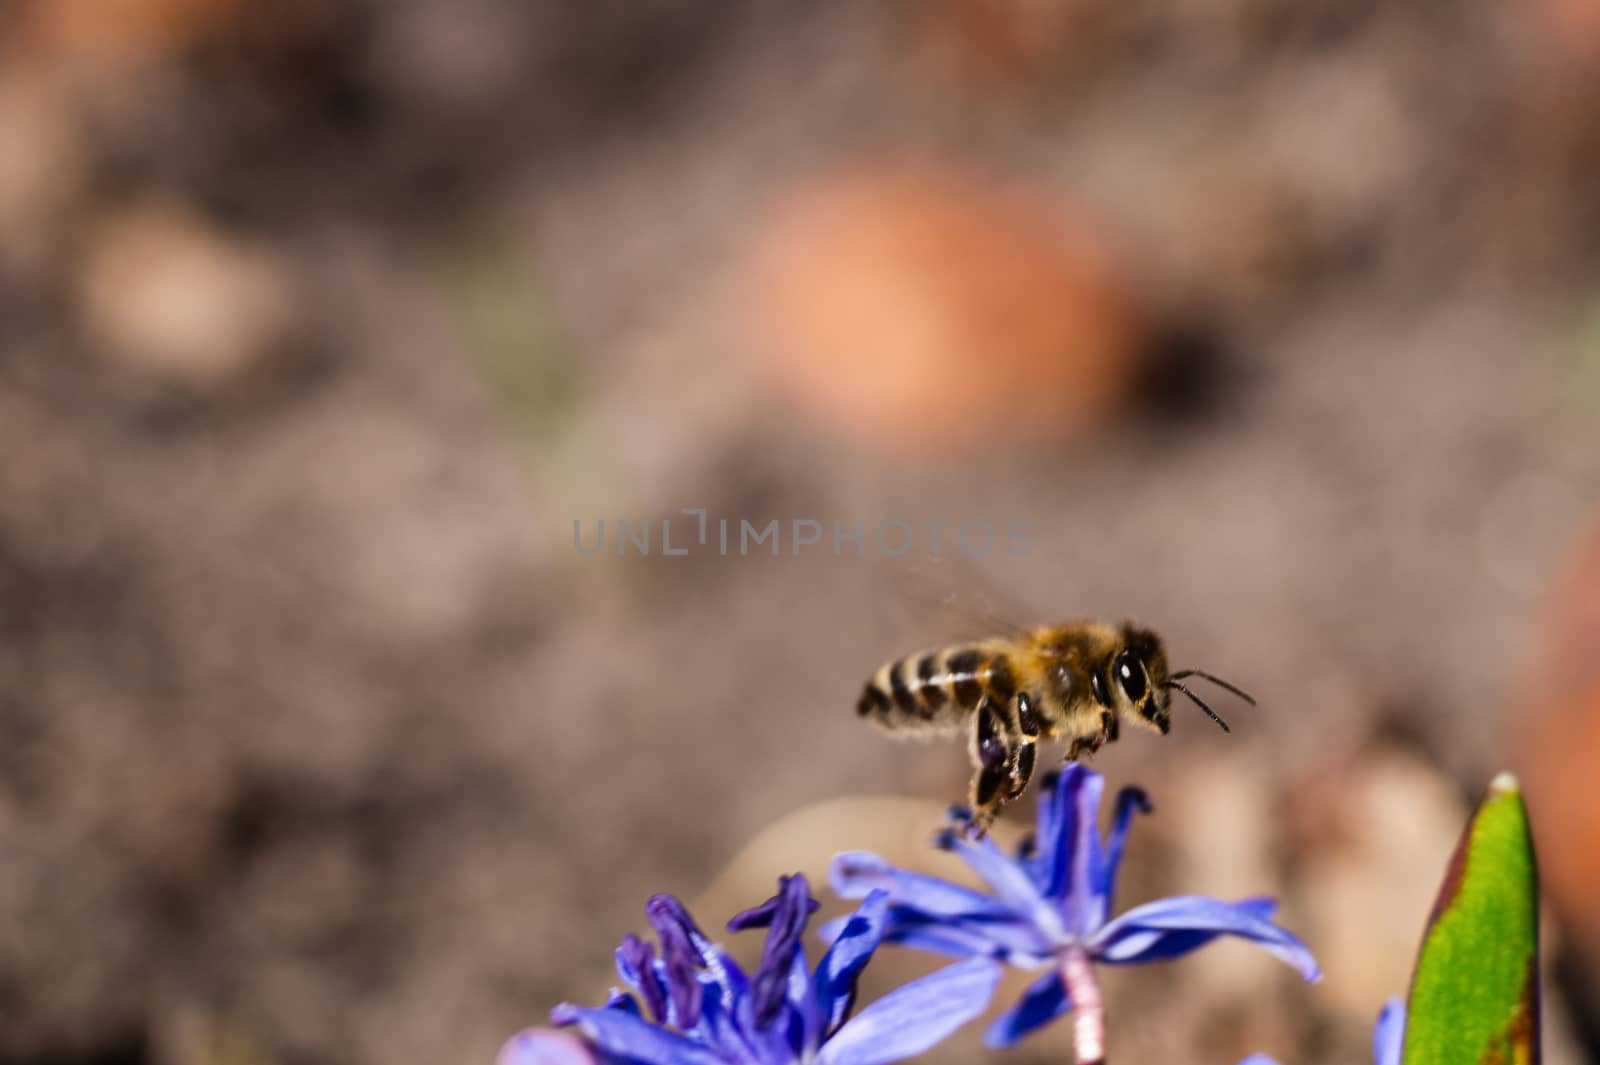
left=1370, top=999, right=1405, bottom=1065
left=501, top=874, right=1001, bottom=1065
left=1241, top=997, right=1404, bottom=1065
left=826, top=765, right=1321, bottom=1056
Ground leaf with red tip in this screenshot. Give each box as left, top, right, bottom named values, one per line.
left=1403, top=772, right=1539, bottom=1065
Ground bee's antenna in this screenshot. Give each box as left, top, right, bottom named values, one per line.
left=1164, top=682, right=1231, bottom=733
left=1169, top=669, right=1256, bottom=706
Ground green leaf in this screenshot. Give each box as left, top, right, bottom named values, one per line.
left=1403, top=771, right=1540, bottom=1065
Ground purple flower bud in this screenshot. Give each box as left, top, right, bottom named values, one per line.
left=646, top=895, right=706, bottom=1029
left=726, top=874, right=820, bottom=932
left=646, top=895, right=708, bottom=965
left=544, top=876, right=997, bottom=1065
left=616, top=934, right=667, bottom=1023
left=745, top=875, right=819, bottom=1028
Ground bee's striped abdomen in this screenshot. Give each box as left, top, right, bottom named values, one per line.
left=856, top=645, right=1019, bottom=731
left=855, top=654, right=951, bottom=726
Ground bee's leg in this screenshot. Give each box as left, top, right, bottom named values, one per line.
left=1063, top=708, right=1114, bottom=763
left=967, top=695, right=1018, bottom=836
left=1065, top=733, right=1105, bottom=763
left=1004, top=692, right=1042, bottom=800
left=1005, top=743, right=1037, bottom=801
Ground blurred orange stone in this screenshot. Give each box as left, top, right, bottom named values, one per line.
left=0, top=67, right=88, bottom=279
left=1536, top=0, right=1600, bottom=49
left=1515, top=510, right=1600, bottom=955
left=79, top=201, right=296, bottom=386
left=900, top=0, right=1125, bottom=99
left=20, top=0, right=241, bottom=67
left=748, top=166, right=1144, bottom=459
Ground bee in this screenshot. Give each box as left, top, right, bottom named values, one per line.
left=855, top=621, right=1254, bottom=831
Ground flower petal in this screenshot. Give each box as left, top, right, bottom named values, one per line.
left=688, top=973, right=749, bottom=1061
left=814, top=889, right=888, bottom=1036
left=821, top=901, right=1053, bottom=965
left=892, top=908, right=1054, bottom=961
left=550, top=1004, right=724, bottom=1065
left=700, top=942, right=751, bottom=1008
left=783, top=943, right=819, bottom=1057
left=1029, top=768, right=1076, bottom=899
left=934, top=828, right=1061, bottom=937
left=1094, top=786, right=1152, bottom=922
left=983, top=970, right=1071, bottom=1048
left=875, top=917, right=1037, bottom=964
left=830, top=851, right=998, bottom=917
left=1030, top=769, right=1065, bottom=868
left=816, top=958, right=1002, bottom=1065
left=1027, top=766, right=1120, bottom=938
left=1090, top=895, right=1321, bottom=982
left=604, top=989, right=641, bottom=1015
left=1056, top=766, right=1104, bottom=937
left=498, top=1029, right=600, bottom=1065
left=1373, top=997, right=1405, bottom=1065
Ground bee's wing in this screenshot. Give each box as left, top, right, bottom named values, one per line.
left=881, top=552, right=1035, bottom=648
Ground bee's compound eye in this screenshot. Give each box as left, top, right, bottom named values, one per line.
left=1114, top=650, right=1147, bottom=703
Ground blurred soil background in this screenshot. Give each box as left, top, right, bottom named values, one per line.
left=1, top=2, right=1599, bottom=1065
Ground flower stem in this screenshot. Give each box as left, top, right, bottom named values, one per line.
left=1060, top=946, right=1106, bottom=1065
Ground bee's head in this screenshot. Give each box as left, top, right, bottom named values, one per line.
left=1111, top=623, right=1172, bottom=735
left=1133, top=630, right=1256, bottom=736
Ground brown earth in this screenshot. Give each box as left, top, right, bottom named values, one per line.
left=0, top=4, right=1598, bottom=1065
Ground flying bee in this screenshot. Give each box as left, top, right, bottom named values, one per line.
left=855, top=620, right=1254, bottom=832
